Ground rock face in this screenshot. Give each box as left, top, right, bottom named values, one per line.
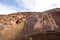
left=0, top=8, right=60, bottom=40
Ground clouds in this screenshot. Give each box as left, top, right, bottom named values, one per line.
left=34, top=0, right=58, bottom=12
left=0, top=0, right=60, bottom=14
left=14, top=0, right=58, bottom=12
left=56, top=0, right=60, bottom=8
left=0, top=0, right=35, bottom=14
left=0, top=0, right=19, bottom=7
left=15, top=0, right=35, bottom=11
left=0, top=3, right=18, bottom=15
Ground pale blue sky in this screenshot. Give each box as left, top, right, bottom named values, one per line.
left=0, top=0, right=59, bottom=14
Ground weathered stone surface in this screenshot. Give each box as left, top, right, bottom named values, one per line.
left=0, top=8, right=60, bottom=40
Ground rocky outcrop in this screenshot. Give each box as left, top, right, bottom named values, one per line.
left=0, top=8, right=60, bottom=40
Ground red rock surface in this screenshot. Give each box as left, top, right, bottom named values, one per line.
left=0, top=8, right=60, bottom=40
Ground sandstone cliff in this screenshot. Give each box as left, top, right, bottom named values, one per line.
left=0, top=8, right=60, bottom=40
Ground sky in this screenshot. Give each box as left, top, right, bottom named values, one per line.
left=0, top=0, right=60, bottom=15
